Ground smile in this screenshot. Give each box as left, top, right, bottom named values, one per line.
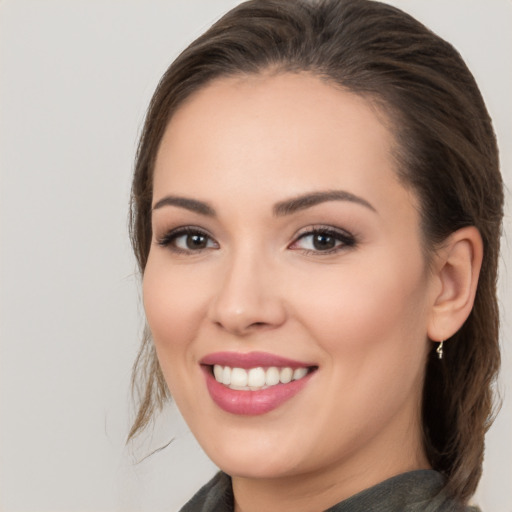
left=200, top=352, right=317, bottom=415
left=213, top=365, right=309, bottom=391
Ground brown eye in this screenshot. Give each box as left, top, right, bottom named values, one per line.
left=157, top=227, right=218, bottom=252
left=186, top=233, right=209, bottom=249
left=312, top=233, right=336, bottom=251
left=290, top=227, right=356, bottom=254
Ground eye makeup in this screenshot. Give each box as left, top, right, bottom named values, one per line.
left=155, top=222, right=357, bottom=257
left=289, top=225, right=357, bottom=255
left=156, top=226, right=218, bottom=254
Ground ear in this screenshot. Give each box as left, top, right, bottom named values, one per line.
left=427, top=226, right=483, bottom=342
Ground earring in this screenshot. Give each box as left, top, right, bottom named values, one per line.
left=436, top=340, right=444, bottom=360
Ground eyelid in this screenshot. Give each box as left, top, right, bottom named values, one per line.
left=289, top=225, right=357, bottom=254
left=156, top=225, right=219, bottom=253
left=155, top=223, right=356, bottom=255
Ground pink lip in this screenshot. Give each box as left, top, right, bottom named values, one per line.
left=200, top=352, right=317, bottom=416
left=200, top=351, right=314, bottom=369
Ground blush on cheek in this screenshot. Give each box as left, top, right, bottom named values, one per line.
left=143, top=262, right=201, bottom=339
left=299, top=264, right=428, bottom=365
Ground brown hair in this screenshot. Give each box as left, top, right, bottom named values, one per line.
left=129, top=0, right=503, bottom=503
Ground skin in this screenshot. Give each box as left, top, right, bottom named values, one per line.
left=143, top=72, right=482, bottom=512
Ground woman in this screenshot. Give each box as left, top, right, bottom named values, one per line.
left=128, top=0, right=503, bottom=510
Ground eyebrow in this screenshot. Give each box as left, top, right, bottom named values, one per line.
left=152, top=195, right=216, bottom=216
left=273, top=190, right=377, bottom=216
left=152, top=189, right=376, bottom=217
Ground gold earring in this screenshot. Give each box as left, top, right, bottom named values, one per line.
left=436, top=340, right=444, bottom=360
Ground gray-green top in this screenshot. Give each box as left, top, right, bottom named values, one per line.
left=179, top=470, right=481, bottom=512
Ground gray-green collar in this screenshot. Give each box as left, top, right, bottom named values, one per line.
left=179, top=470, right=480, bottom=512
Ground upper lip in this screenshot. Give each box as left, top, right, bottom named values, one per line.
left=200, top=351, right=316, bottom=369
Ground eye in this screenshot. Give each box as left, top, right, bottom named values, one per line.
left=157, top=227, right=218, bottom=253
left=290, top=227, right=356, bottom=254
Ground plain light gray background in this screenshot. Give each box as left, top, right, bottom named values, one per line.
left=0, top=1, right=510, bottom=511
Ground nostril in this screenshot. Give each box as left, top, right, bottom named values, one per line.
left=246, top=321, right=276, bottom=332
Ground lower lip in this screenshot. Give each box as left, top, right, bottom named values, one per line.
left=202, top=366, right=315, bottom=415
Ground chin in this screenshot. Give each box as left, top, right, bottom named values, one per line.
left=217, top=457, right=301, bottom=480
left=199, top=431, right=308, bottom=480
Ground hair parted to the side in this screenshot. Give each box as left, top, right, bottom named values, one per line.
left=129, top=0, right=503, bottom=503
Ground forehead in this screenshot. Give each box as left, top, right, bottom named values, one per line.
left=153, top=72, right=406, bottom=212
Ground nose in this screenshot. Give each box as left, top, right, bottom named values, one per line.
left=207, top=250, right=287, bottom=336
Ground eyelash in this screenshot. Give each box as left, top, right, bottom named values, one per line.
left=156, top=226, right=217, bottom=254
left=156, top=225, right=356, bottom=255
left=290, top=226, right=356, bottom=255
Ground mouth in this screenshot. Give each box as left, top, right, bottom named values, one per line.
left=200, top=352, right=318, bottom=415
left=210, top=364, right=313, bottom=391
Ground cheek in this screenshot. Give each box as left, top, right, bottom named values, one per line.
left=290, top=256, right=430, bottom=443
left=287, top=252, right=430, bottom=365
left=142, top=257, right=209, bottom=364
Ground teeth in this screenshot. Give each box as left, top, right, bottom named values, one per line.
left=212, top=365, right=310, bottom=390
left=248, top=367, right=266, bottom=388
left=266, top=367, right=280, bottom=386
left=293, top=367, right=308, bottom=380
left=213, top=365, right=223, bottom=382
left=230, top=367, right=248, bottom=387
left=280, top=367, right=293, bottom=384
left=222, top=366, right=231, bottom=386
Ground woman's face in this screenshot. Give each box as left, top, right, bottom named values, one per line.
left=144, top=73, right=437, bottom=487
